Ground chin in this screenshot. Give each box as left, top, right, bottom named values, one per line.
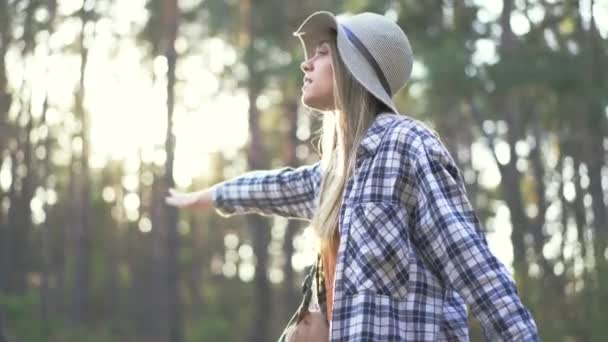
left=301, top=95, right=318, bottom=110
left=301, top=94, right=333, bottom=112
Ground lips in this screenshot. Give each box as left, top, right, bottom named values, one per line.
left=303, top=76, right=312, bottom=89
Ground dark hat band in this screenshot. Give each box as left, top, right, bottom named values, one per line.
left=340, top=24, right=391, bottom=96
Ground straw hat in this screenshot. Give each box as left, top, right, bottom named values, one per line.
left=294, top=11, right=413, bottom=114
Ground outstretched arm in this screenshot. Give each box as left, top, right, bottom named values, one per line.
left=166, top=162, right=322, bottom=221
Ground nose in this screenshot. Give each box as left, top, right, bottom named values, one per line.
left=300, top=58, right=312, bottom=73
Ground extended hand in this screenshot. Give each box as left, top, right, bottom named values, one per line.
left=165, top=188, right=214, bottom=210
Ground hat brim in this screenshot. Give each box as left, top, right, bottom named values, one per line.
left=294, top=11, right=399, bottom=114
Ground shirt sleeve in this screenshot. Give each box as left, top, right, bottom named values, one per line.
left=411, top=145, right=539, bottom=341
left=211, top=161, right=322, bottom=220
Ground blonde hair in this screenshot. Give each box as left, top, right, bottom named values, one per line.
left=310, top=34, right=388, bottom=253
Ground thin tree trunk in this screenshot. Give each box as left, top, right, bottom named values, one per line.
left=496, top=0, right=538, bottom=292
left=161, top=0, right=182, bottom=340
left=101, top=165, right=120, bottom=327
left=502, top=103, right=532, bottom=284
left=0, top=190, right=5, bottom=293
left=528, top=113, right=551, bottom=274
left=151, top=173, right=169, bottom=340
left=39, top=96, right=52, bottom=329
left=70, top=0, right=94, bottom=324
left=186, top=215, right=204, bottom=317
left=243, top=2, right=272, bottom=341
left=572, top=0, right=608, bottom=274
left=3, top=0, right=39, bottom=297
left=282, top=99, right=300, bottom=316
left=54, top=191, right=68, bottom=315
left=586, top=128, right=607, bottom=264
left=0, top=310, right=6, bottom=342
left=572, top=158, right=588, bottom=266
left=6, top=112, right=35, bottom=294
left=246, top=77, right=272, bottom=341
left=469, top=98, right=530, bottom=288
left=0, top=0, right=11, bottom=152
left=39, top=1, right=57, bottom=325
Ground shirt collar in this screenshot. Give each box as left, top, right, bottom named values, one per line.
left=357, top=112, right=399, bottom=158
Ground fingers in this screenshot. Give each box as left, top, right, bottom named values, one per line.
left=165, top=196, right=178, bottom=206
left=165, top=188, right=182, bottom=207
left=165, top=196, right=178, bottom=207
left=165, top=188, right=197, bottom=209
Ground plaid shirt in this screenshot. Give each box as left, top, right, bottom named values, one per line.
left=213, top=113, right=539, bottom=341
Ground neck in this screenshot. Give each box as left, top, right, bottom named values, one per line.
left=334, top=110, right=352, bottom=153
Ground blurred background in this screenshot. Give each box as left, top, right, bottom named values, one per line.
left=0, top=0, right=607, bottom=341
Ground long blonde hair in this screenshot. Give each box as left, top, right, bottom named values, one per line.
left=311, top=34, right=389, bottom=254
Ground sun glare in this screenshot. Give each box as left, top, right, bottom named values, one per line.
left=74, top=11, right=250, bottom=188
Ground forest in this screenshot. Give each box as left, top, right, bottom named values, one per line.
left=0, top=0, right=607, bottom=341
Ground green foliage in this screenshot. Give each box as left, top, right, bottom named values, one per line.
left=0, top=292, right=112, bottom=342
left=187, top=317, right=234, bottom=341
left=1, top=292, right=49, bottom=342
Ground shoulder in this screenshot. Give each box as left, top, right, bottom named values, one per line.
left=380, top=113, right=450, bottom=163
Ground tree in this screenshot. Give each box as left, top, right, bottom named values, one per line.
left=69, top=0, right=96, bottom=324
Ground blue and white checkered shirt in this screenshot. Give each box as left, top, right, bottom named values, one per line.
left=213, top=112, right=539, bottom=341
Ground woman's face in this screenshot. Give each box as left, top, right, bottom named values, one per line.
left=300, top=40, right=335, bottom=111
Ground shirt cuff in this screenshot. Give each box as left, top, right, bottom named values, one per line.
left=211, top=182, right=237, bottom=217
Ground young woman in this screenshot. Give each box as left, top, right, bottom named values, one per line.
left=166, top=11, right=539, bottom=341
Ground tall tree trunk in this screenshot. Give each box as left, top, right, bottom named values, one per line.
left=5, top=151, right=20, bottom=293
left=4, top=0, right=39, bottom=297
left=0, top=189, right=5, bottom=293
left=101, top=165, right=121, bottom=327
left=152, top=173, right=170, bottom=340
left=502, top=101, right=533, bottom=288
left=246, top=78, right=272, bottom=342
left=243, top=2, right=272, bottom=341
left=131, top=165, right=163, bottom=339
left=281, top=98, right=300, bottom=316
left=0, top=0, right=11, bottom=152
left=39, top=96, right=52, bottom=329
left=39, top=2, right=57, bottom=326
left=44, top=0, right=65, bottom=309
left=572, top=152, right=589, bottom=272
left=6, top=111, right=35, bottom=294
left=161, top=0, right=182, bottom=340
left=0, top=2, right=8, bottom=293
left=186, top=215, right=204, bottom=317
left=572, top=0, right=608, bottom=275
left=586, top=127, right=607, bottom=269
left=468, top=98, right=531, bottom=288
left=528, top=113, right=551, bottom=275
left=70, top=1, right=94, bottom=324
left=54, top=191, right=68, bottom=315
left=495, top=0, right=538, bottom=292
left=585, top=3, right=607, bottom=273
